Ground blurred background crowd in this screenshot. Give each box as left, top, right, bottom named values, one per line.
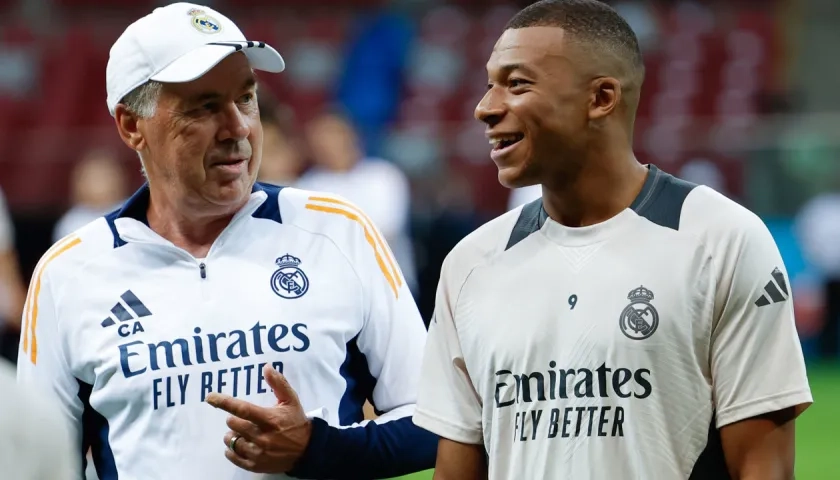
left=0, top=0, right=838, bottom=474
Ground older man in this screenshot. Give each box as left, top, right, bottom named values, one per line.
left=17, top=3, right=436, bottom=479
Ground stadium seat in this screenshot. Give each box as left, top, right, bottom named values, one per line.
left=0, top=23, right=35, bottom=45
left=0, top=2, right=784, bottom=216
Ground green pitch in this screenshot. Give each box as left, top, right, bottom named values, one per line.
left=390, top=362, right=840, bottom=480
left=795, top=362, right=840, bottom=479
left=391, top=470, right=433, bottom=480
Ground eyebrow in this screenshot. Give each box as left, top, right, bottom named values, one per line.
left=187, top=76, right=258, bottom=105
left=490, top=62, right=540, bottom=78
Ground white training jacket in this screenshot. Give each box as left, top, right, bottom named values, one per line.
left=17, top=182, right=437, bottom=480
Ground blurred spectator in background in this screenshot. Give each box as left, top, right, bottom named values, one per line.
left=0, top=187, right=25, bottom=362
left=612, top=1, right=660, bottom=53
left=258, top=96, right=306, bottom=187
left=0, top=357, right=78, bottom=479
left=52, top=147, right=128, bottom=243
left=297, top=110, right=417, bottom=294
left=336, top=7, right=414, bottom=156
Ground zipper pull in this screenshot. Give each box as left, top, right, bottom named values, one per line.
left=199, top=262, right=207, bottom=279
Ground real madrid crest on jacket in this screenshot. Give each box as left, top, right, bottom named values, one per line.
left=272, top=254, right=309, bottom=299
left=16, top=182, right=431, bottom=479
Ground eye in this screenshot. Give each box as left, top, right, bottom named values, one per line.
left=201, top=102, right=220, bottom=113
left=509, top=78, right=530, bottom=88
left=239, top=93, right=255, bottom=104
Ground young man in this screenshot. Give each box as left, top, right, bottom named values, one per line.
left=412, top=1, right=812, bottom=479
left=17, top=3, right=436, bottom=479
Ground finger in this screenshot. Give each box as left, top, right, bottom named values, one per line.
left=226, top=415, right=263, bottom=440
left=206, top=392, right=232, bottom=409
left=224, top=431, right=235, bottom=451
left=224, top=447, right=258, bottom=472
left=207, top=393, right=272, bottom=427
left=264, top=364, right=301, bottom=406
left=223, top=431, right=263, bottom=460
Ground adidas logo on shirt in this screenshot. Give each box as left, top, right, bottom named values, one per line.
left=101, top=290, right=152, bottom=337
left=754, top=267, right=789, bottom=307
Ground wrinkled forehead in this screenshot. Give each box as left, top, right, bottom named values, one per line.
left=487, top=26, right=575, bottom=74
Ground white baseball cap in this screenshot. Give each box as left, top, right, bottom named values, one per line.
left=106, top=2, right=285, bottom=116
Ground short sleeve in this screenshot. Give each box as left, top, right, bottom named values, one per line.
left=413, top=254, right=484, bottom=445
left=710, top=216, right=813, bottom=428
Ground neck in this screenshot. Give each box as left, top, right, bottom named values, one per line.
left=146, top=188, right=245, bottom=258
left=541, top=145, right=648, bottom=228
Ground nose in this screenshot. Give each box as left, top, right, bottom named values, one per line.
left=217, top=102, right=250, bottom=141
left=474, top=88, right=505, bottom=127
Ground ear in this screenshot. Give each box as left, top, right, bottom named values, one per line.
left=114, top=105, right=146, bottom=153
left=588, top=77, right=621, bottom=121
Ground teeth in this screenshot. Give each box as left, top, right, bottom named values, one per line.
left=489, top=135, right=521, bottom=147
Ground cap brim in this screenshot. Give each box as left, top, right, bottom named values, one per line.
left=151, top=41, right=285, bottom=83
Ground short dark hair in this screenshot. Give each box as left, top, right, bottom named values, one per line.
left=506, top=0, right=644, bottom=79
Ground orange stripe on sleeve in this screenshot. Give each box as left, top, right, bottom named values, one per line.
left=21, top=274, right=37, bottom=355
left=27, top=236, right=82, bottom=365
left=307, top=196, right=403, bottom=287
left=21, top=235, right=78, bottom=356
left=305, top=204, right=399, bottom=299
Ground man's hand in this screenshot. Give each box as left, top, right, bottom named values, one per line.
left=206, top=364, right=313, bottom=474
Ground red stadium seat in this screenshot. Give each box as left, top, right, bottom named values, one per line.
left=305, top=14, right=349, bottom=44
left=0, top=23, right=35, bottom=45
left=0, top=2, right=785, bottom=215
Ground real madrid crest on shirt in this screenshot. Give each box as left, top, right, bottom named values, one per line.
left=619, top=285, right=659, bottom=340
left=271, top=254, right=309, bottom=299
left=187, top=8, right=222, bottom=34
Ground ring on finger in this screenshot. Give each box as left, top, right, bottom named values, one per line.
left=229, top=435, right=241, bottom=453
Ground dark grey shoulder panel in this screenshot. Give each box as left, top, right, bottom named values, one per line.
left=505, top=199, right=544, bottom=251
left=632, top=167, right=698, bottom=231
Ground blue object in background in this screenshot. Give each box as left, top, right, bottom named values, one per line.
left=764, top=217, right=822, bottom=360
left=764, top=217, right=810, bottom=281
left=336, top=11, right=415, bottom=157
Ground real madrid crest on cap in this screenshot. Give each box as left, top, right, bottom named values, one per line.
left=271, top=254, right=309, bottom=299
left=619, top=285, right=659, bottom=340
left=187, top=8, right=222, bottom=34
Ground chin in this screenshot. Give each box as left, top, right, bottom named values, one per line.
left=497, top=165, right=536, bottom=190
left=208, top=179, right=252, bottom=206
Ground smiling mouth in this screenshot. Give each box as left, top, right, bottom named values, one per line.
left=490, top=134, right=524, bottom=151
